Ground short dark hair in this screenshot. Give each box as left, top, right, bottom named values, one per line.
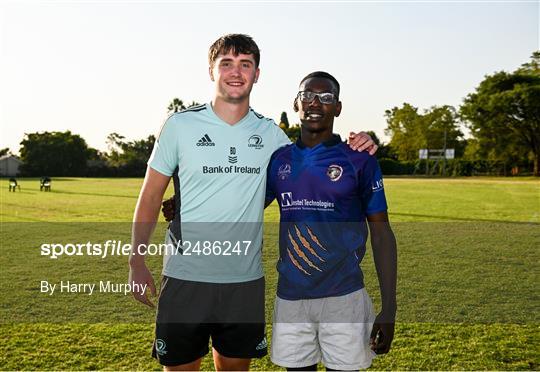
left=208, top=34, right=260, bottom=68
left=300, top=71, right=340, bottom=98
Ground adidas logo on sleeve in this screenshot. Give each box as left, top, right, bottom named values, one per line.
left=197, top=134, right=215, bottom=147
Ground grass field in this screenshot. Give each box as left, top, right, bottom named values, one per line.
left=1, top=177, right=539, bottom=370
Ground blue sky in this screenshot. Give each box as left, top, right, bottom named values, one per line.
left=1, top=1, right=538, bottom=153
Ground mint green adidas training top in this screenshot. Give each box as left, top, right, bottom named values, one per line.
left=148, top=103, right=291, bottom=283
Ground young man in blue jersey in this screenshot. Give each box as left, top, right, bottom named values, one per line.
left=131, top=34, right=377, bottom=371
left=265, top=72, right=397, bottom=371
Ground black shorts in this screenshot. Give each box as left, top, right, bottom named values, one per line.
left=152, top=276, right=267, bottom=366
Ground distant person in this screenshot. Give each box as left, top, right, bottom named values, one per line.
left=265, top=71, right=397, bottom=371
left=9, top=178, right=20, bottom=192
left=40, top=177, right=51, bottom=191
left=130, top=34, right=377, bottom=371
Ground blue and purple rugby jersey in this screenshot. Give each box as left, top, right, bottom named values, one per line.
left=265, top=134, right=388, bottom=300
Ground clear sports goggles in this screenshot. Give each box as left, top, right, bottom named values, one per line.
left=297, top=91, right=337, bottom=105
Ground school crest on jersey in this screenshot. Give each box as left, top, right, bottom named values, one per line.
left=326, top=164, right=343, bottom=182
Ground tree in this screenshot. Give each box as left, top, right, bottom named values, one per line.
left=167, top=98, right=186, bottom=114
left=518, top=50, right=540, bottom=74
left=423, top=105, right=464, bottom=157
left=282, top=124, right=301, bottom=142
left=279, top=112, right=290, bottom=129
left=462, top=138, right=482, bottom=160
left=385, top=103, right=463, bottom=161
left=384, top=103, right=426, bottom=161
left=107, top=96, right=199, bottom=176
left=460, top=52, right=540, bottom=176
left=167, top=98, right=201, bottom=115
left=105, top=133, right=156, bottom=176
left=106, top=132, right=125, bottom=156
left=0, top=148, right=11, bottom=157
left=19, top=131, right=91, bottom=176
left=186, top=100, right=201, bottom=109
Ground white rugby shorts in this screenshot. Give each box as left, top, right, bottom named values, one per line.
left=271, top=288, right=377, bottom=370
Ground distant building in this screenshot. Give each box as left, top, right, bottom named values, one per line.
left=0, top=155, right=23, bottom=176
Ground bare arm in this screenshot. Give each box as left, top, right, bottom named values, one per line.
left=129, top=166, right=171, bottom=307
left=366, top=211, right=397, bottom=354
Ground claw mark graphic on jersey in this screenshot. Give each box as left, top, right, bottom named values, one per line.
left=306, top=225, right=328, bottom=251
left=287, top=249, right=310, bottom=275
left=294, top=225, right=325, bottom=262
left=288, top=231, right=322, bottom=272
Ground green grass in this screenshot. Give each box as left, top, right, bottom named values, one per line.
left=1, top=177, right=539, bottom=370
left=2, top=177, right=539, bottom=223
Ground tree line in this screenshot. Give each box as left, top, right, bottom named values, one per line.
left=14, top=100, right=201, bottom=177
left=11, top=52, right=539, bottom=176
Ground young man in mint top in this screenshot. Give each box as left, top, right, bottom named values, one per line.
left=129, top=34, right=377, bottom=371
left=265, top=72, right=397, bottom=371
left=148, top=103, right=290, bottom=283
